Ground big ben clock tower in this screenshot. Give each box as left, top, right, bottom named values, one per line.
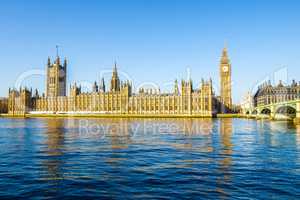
left=220, top=47, right=232, bottom=112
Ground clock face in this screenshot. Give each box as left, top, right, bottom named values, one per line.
left=222, top=65, right=228, bottom=72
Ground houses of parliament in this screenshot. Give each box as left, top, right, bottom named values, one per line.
left=6, top=48, right=232, bottom=116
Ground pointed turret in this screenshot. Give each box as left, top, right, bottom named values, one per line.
left=278, top=80, right=284, bottom=87
left=55, top=45, right=60, bottom=64
left=99, top=77, right=106, bottom=92
left=35, top=89, right=39, bottom=97
left=47, top=57, right=51, bottom=67
left=64, top=57, right=67, bottom=70
left=55, top=56, right=60, bottom=65
left=291, top=80, right=297, bottom=87
left=174, top=79, right=179, bottom=95
left=221, top=47, right=230, bottom=64
left=93, top=81, right=98, bottom=93
left=110, top=62, right=120, bottom=92
left=113, top=61, right=117, bottom=74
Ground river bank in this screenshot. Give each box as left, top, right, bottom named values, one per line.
left=1, top=113, right=299, bottom=124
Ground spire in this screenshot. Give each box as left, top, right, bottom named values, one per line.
left=55, top=56, right=60, bottom=65
left=47, top=57, right=51, bottom=67
left=56, top=45, right=59, bottom=58
left=174, top=79, right=179, bottom=95
left=224, top=40, right=227, bottom=51
left=55, top=45, right=60, bottom=65
left=113, top=61, right=118, bottom=75
left=35, top=89, right=39, bottom=97
left=221, top=45, right=229, bottom=64
left=189, top=79, right=193, bottom=90
left=64, top=57, right=67, bottom=69
left=93, top=81, right=98, bottom=92
left=111, top=62, right=120, bottom=92
left=100, top=77, right=106, bottom=92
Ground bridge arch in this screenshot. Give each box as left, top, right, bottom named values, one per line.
left=252, top=110, right=257, bottom=115
left=260, top=108, right=271, bottom=115
left=275, top=105, right=296, bottom=118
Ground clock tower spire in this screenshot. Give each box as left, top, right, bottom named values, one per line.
left=220, top=47, right=232, bottom=112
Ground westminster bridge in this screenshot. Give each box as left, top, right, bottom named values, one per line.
left=245, top=99, right=300, bottom=123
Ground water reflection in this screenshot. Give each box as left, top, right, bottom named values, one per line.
left=0, top=118, right=299, bottom=198
left=42, top=119, right=65, bottom=182
left=142, top=118, right=214, bottom=152
left=109, top=119, right=133, bottom=150
left=36, top=118, right=297, bottom=197
left=296, top=125, right=300, bottom=147
left=182, top=118, right=213, bottom=135
left=69, top=118, right=215, bottom=149
left=217, top=118, right=233, bottom=199
left=220, top=119, right=233, bottom=154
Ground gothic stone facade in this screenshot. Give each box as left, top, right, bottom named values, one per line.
left=8, top=78, right=214, bottom=116
left=0, top=98, right=8, bottom=113
left=8, top=48, right=232, bottom=116
left=254, top=80, right=300, bottom=107
left=219, top=47, right=232, bottom=112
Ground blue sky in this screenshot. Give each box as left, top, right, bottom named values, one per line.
left=0, top=0, right=300, bottom=103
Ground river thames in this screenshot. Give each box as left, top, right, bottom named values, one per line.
left=0, top=118, right=299, bottom=199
